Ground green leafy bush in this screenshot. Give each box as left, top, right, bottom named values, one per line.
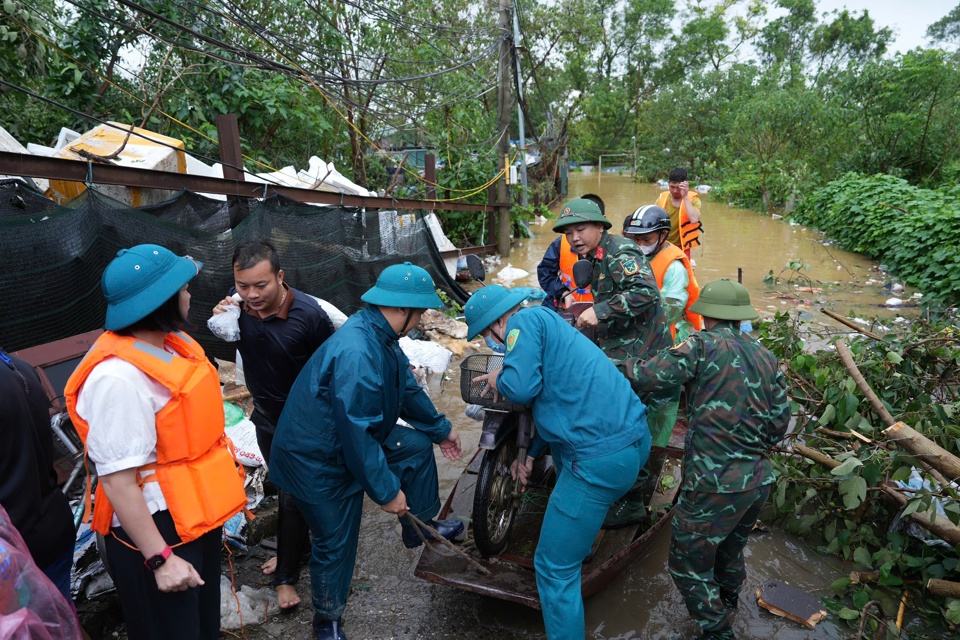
left=792, top=173, right=960, bottom=308
left=759, top=311, right=960, bottom=630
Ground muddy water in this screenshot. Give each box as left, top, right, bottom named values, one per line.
left=396, top=174, right=926, bottom=639
left=243, top=174, right=929, bottom=639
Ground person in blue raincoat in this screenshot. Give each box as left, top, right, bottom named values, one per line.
left=269, top=262, right=465, bottom=640
left=466, top=284, right=651, bottom=640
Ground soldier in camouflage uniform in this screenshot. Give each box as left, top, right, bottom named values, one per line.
left=619, top=279, right=791, bottom=640
left=552, top=198, right=676, bottom=528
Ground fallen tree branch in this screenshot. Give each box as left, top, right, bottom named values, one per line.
left=879, top=484, right=960, bottom=547
left=835, top=340, right=895, bottom=426
left=926, top=578, right=960, bottom=599
left=821, top=309, right=885, bottom=341
left=835, top=342, right=951, bottom=487
left=793, top=444, right=840, bottom=470
left=882, top=422, right=960, bottom=485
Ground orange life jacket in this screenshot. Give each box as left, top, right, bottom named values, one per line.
left=65, top=331, right=247, bottom=543
left=649, top=242, right=703, bottom=341
left=657, top=191, right=702, bottom=251
left=558, top=235, right=594, bottom=303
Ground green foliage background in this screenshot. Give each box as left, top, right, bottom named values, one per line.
left=793, top=173, right=960, bottom=308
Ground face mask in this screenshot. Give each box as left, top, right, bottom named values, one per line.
left=638, top=243, right=657, bottom=256
left=484, top=335, right=506, bottom=354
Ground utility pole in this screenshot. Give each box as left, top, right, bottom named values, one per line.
left=512, top=1, right=527, bottom=208
left=496, top=0, right=513, bottom=258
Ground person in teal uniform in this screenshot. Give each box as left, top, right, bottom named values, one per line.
left=467, top=284, right=650, bottom=640
left=269, top=262, right=465, bottom=640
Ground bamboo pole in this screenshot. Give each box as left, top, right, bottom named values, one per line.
left=926, top=578, right=960, bottom=599
left=882, top=422, right=960, bottom=484
left=879, top=484, right=960, bottom=546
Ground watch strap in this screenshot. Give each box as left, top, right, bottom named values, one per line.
left=144, top=545, right=172, bottom=570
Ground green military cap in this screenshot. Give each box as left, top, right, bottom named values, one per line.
left=552, top=198, right=612, bottom=232
left=690, top=278, right=760, bottom=321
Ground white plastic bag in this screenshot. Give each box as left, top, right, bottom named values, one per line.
left=207, top=293, right=243, bottom=341
left=309, top=295, right=348, bottom=329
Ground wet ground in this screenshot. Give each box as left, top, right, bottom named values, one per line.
left=83, top=173, right=943, bottom=639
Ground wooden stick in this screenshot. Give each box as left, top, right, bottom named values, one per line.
left=821, top=308, right=885, bottom=341
left=223, top=390, right=252, bottom=403
left=926, top=578, right=960, bottom=599
left=849, top=570, right=879, bottom=584
left=404, top=513, right=491, bottom=576
left=895, top=591, right=907, bottom=630
left=835, top=340, right=895, bottom=427
left=882, top=422, right=959, bottom=485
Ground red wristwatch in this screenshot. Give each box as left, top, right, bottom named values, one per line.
left=144, top=545, right=173, bottom=571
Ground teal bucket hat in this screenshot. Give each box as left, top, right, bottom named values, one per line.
left=689, top=278, right=760, bottom=321
left=361, top=262, right=444, bottom=309
left=552, top=198, right=612, bottom=232
left=102, top=244, right=202, bottom=331
left=464, top=284, right=528, bottom=341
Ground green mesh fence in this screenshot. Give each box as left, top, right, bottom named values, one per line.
left=0, top=179, right=468, bottom=360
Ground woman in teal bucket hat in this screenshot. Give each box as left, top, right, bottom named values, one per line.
left=65, top=244, right=247, bottom=640
left=269, top=262, right=465, bottom=640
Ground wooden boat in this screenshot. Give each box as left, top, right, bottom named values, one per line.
left=414, top=419, right=687, bottom=609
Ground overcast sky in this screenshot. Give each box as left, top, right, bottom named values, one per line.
left=813, top=0, right=956, bottom=53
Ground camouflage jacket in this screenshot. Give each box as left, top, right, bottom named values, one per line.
left=621, top=323, right=791, bottom=493
left=589, top=231, right=672, bottom=363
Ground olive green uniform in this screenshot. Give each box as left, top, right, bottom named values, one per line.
left=588, top=231, right=676, bottom=445
left=622, top=323, right=791, bottom=639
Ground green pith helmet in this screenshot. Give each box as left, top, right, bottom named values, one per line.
left=361, top=262, right=444, bottom=309
left=464, top=284, right=527, bottom=340
left=552, top=198, right=612, bottom=232
left=689, top=278, right=759, bottom=321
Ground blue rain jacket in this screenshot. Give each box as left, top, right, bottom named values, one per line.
left=495, top=306, right=648, bottom=462
left=270, top=306, right=452, bottom=506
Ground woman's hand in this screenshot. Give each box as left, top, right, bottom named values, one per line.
left=153, top=554, right=204, bottom=592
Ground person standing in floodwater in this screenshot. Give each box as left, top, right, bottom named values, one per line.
left=551, top=198, right=674, bottom=529
left=657, top=167, right=703, bottom=259
left=619, top=279, right=791, bottom=640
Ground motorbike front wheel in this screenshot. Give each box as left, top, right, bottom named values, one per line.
left=472, top=421, right=520, bottom=558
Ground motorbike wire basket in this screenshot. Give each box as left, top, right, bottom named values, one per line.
left=459, top=354, right=529, bottom=412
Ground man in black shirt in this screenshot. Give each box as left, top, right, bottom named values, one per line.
left=0, top=348, right=75, bottom=604
left=213, top=239, right=335, bottom=609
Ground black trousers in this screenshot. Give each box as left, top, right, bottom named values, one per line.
left=105, top=511, right=221, bottom=640
left=256, top=426, right=310, bottom=586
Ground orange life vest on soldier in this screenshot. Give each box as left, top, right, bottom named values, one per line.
left=657, top=191, right=702, bottom=251
left=649, top=242, right=703, bottom=341
left=65, top=331, right=247, bottom=543
left=558, top=235, right=594, bottom=303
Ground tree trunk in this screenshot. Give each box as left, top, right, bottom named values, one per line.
left=882, top=422, right=960, bottom=484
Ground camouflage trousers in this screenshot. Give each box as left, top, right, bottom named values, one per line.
left=668, top=485, right=771, bottom=639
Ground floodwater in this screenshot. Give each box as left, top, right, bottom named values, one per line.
left=226, top=173, right=938, bottom=639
